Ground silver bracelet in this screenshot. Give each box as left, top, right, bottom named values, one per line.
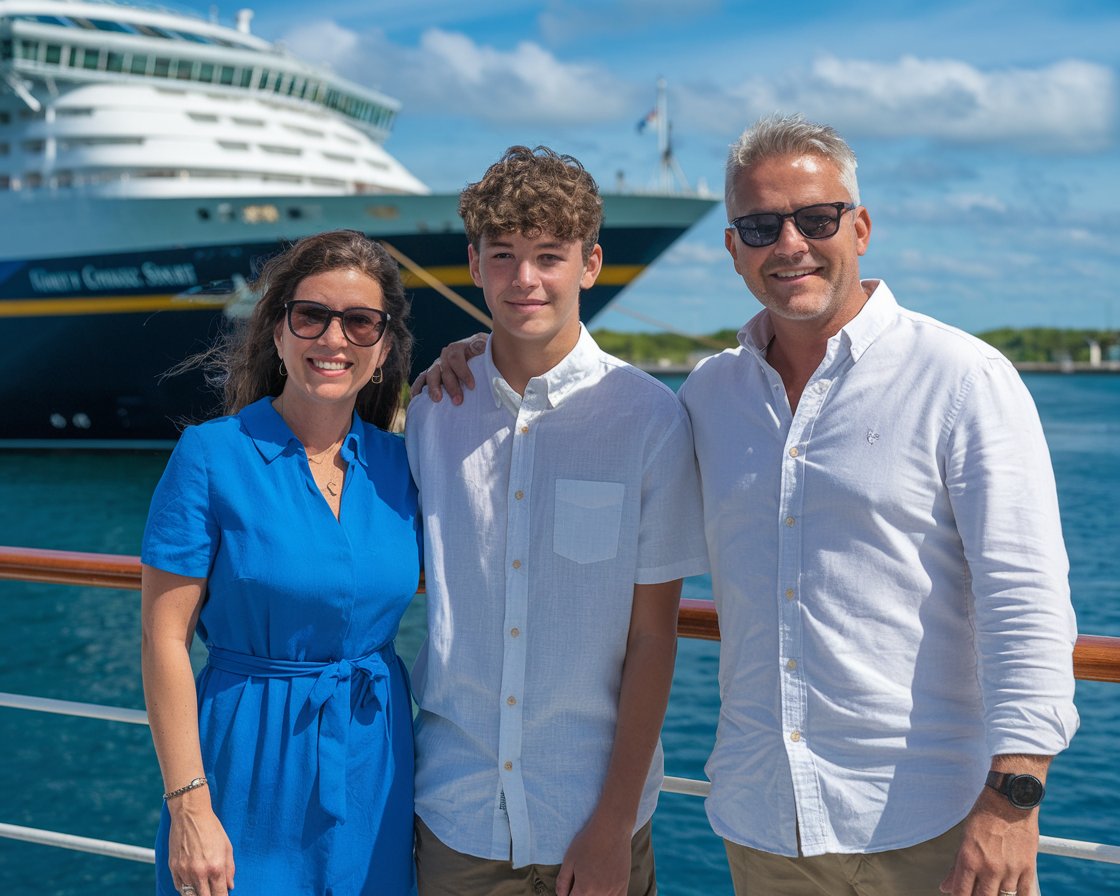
left=163, top=776, right=208, bottom=801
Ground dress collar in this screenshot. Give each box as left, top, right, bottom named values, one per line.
left=240, top=396, right=367, bottom=467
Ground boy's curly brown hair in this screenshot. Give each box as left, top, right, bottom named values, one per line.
left=459, top=145, right=602, bottom=260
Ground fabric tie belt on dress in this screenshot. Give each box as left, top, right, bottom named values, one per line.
left=206, top=642, right=398, bottom=825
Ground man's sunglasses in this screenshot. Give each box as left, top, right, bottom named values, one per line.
left=729, top=202, right=857, bottom=248
left=284, top=300, right=390, bottom=347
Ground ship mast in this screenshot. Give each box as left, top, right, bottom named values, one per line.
left=654, top=77, right=691, bottom=194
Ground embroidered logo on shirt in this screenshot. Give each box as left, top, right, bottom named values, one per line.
left=866, top=430, right=880, bottom=445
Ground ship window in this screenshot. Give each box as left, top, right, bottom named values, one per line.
left=81, top=47, right=103, bottom=70
left=232, top=117, right=265, bottom=127
left=242, top=204, right=281, bottom=222
left=45, top=43, right=63, bottom=64
left=153, top=57, right=171, bottom=77
left=30, top=15, right=70, bottom=26
left=130, top=54, right=149, bottom=75
left=323, top=153, right=355, bottom=164
left=56, top=107, right=93, bottom=117
left=199, top=62, right=215, bottom=82
left=106, top=52, right=125, bottom=73
left=218, top=141, right=249, bottom=151
left=218, top=66, right=235, bottom=85
left=188, top=113, right=219, bottom=123
left=22, top=140, right=45, bottom=152
left=260, top=144, right=301, bottom=156
left=0, top=143, right=9, bottom=156
left=284, top=124, right=324, bottom=138
left=169, top=30, right=210, bottom=45
left=240, top=69, right=254, bottom=88
left=176, top=60, right=197, bottom=81
left=88, top=18, right=134, bottom=34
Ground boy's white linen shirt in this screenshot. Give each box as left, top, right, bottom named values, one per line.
left=680, top=280, right=1078, bottom=858
left=405, top=325, right=708, bottom=868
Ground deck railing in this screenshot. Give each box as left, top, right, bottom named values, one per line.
left=2, top=544, right=1119, bottom=869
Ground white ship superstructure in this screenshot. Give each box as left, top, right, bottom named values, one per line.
left=0, top=0, right=427, bottom=197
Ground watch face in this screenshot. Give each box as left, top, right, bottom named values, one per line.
left=1007, top=774, right=1044, bottom=808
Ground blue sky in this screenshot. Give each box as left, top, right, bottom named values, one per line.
left=184, top=0, right=1118, bottom=337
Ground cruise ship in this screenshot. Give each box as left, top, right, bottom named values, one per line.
left=0, top=0, right=716, bottom=443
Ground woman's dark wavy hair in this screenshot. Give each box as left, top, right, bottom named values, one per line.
left=187, top=230, right=412, bottom=431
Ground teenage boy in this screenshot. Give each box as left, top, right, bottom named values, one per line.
left=405, top=145, right=707, bottom=896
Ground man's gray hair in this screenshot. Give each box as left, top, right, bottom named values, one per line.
left=725, top=113, right=860, bottom=214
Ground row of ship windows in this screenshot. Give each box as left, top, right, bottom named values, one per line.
left=0, top=170, right=361, bottom=190
left=2, top=37, right=396, bottom=131
left=0, top=107, right=363, bottom=148
left=14, top=13, right=255, bottom=51
left=0, top=139, right=390, bottom=169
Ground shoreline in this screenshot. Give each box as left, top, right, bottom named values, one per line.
left=639, top=361, right=1120, bottom=376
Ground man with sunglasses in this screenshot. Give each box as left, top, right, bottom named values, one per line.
left=679, top=114, right=1078, bottom=896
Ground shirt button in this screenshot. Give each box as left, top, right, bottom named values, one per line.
left=786, top=659, right=797, bottom=670
left=504, top=761, right=513, bottom=771
left=789, top=447, right=799, bottom=458
left=785, top=516, right=795, bottom=527
left=785, top=588, right=795, bottom=600
left=510, top=627, right=520, bottom=638
left=790, top=730, right=802, bottom=743
left=507, top=695, right=517, bottom=706
left=514, top=490, right=524, bottom=500
left=520, top=424, right=529, bottom=434
left=511, top=559, right=522, bottom=569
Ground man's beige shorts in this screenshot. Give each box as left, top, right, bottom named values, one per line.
left=415, top=816, right=657, bottom=896
left=724, top=820, right=1039, bottom=896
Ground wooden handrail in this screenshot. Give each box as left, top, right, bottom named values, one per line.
left=3, top=547, right=1118, bottom=683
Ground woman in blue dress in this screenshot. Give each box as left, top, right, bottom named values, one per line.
left=140, top=230, right=420, bottom=896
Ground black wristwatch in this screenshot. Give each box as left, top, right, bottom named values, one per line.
left=985, top=771, right=1046, bottom=809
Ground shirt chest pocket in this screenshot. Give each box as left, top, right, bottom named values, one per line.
left=553, top=479, right=625, bottom=564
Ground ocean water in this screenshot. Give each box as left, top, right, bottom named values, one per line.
left=0, top=372, right=1117, bottom=894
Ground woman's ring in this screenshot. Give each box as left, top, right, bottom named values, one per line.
left=181, top=886, right=197, bottom=896
left=998, top=890, right=1017, bottom=896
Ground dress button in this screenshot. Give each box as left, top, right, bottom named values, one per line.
left=515, top=490, right=524, bottom=500
left=504, top=761, right=513, bottom=771
left=507, top=695, right=517, bottom=706
left=785, top=516, right=795, bottom=527
left=790, top=730, right=802, bottom=743
left=789, top=447, right=799, bottom=458
left=520, top=425, right=529, bottom=434
left=785, top=588, right=795, bottom=600
left=512, top=559, right=522, bottom=569
left=510, top=627, right=520, bottom=637
left=786, top=659, right=797, bottom=670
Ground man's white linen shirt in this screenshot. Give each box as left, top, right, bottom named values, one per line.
left=678, top=281, right=1078, bottom=858
left=405, top=325, right=708, bottom=868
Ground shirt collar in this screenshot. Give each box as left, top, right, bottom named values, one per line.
left=737, top=279, right=898, bottom=365
left=240, top=396, right=367, bottom=468
left=484, top=324, right=599, bottom=413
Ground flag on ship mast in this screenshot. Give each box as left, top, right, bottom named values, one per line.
left=637, top=108, right=658, bottom=133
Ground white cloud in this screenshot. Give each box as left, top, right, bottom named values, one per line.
left=682, top=56, right=1116, bottom=153
left=277, top=20, right=360, bottom=67
left=411, top=29, right=628, bottom=123
left=281, top=20, right=631, bottom=125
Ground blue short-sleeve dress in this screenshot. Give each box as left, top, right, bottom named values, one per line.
left=142, top=397, right=420, bottom=895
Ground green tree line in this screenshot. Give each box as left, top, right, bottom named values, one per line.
left=591, top=327, right=1119, bottom=366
